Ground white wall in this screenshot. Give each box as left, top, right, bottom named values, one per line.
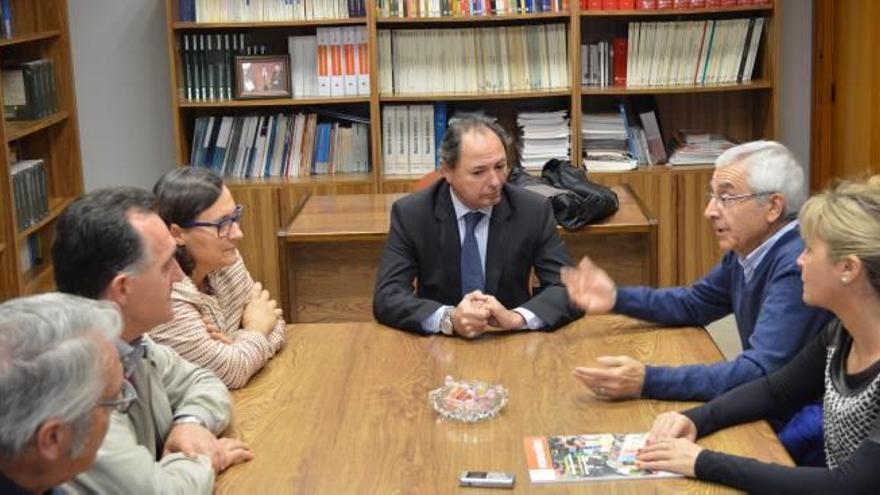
left=69, top=0, right=176, bottom=191
left=779, top=0, right=813, bottom=174
left=68, top=1, right=813, bottom=189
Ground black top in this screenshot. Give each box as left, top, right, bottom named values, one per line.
left=682, top=319, right=880, bottom=494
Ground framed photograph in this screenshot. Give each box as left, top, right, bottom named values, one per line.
left=234, top=55, right=291, bottom=99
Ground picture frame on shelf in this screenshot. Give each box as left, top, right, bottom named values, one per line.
left=234, top=55, right=291, bottom=99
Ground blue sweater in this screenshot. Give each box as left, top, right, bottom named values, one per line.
left=614, top=228, right=834, bottom=401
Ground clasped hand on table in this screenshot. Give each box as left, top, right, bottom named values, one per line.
left=450, top=290, right=526, bottom=339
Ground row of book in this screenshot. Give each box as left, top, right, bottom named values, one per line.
left=381, top=103, right=446, bottom=175
left=581, top=0, right=769, bottom=9
left=583, top=18, right=764, bottom=88
left=627, top=18, right=764, bottom=87
left=178, top=0, right=365, bottom=22
left=377, top=24, right=568, bottom=95
left=581, top=40, right=626, bottom=87
left=19, top=234, right=44, bottom=274
left=191, top=112, right=370, bottom=179
left=10, top=159, right=49, bottom=232
left=1, top=59, right=59, bottom=121
left=1, top=0, right=12, bottom=39
left=377, top=0, right=569, bottom=18
left=180, top=33, right=252, bottom=102
left=290, top=27, right=369, bottom=98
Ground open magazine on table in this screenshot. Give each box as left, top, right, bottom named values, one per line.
left=523, top=433, right=681, bottom=483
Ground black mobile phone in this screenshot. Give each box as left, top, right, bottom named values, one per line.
left=458, top=471, right=515, bottom=488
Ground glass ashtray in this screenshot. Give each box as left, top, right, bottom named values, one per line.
left=428, top=376, right=509, bottom=423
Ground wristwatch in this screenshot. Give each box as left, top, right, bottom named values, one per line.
left=439, top=307, right=456, bottom=336
left=172, top=415, right=207, bottom=429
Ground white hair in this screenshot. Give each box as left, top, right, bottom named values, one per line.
left=715, top=140, right=807, bottom=219
left=0, top=293, right=122, bottom=458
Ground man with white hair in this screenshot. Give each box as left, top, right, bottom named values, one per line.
left=562, top=141, right=834, bottom=465
left=0, top=293, right=125, bottom=494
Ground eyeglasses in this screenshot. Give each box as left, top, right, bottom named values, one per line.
left=182, top=204, right=244, bottom=238
left=706, top=191, right=776, bottom=209
left=98, top=379, right=138, bottom=413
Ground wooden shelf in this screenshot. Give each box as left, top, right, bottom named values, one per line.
left=0, top=30, right=61, bottom=47
left=15, top=196, right=75, bottom=241
left=380, top=89, right=570, bottom=102
left=173, top=18, right=367, bottom=30
left=179, top=96, right=370, bottom=108
left=22, top=262, right=54, bottom=295
left=581, top=79, right=772, bottom=95
left=382, top=174, right=425, bottom=183
left=377, top=12, right=571, bottom=24
left=5, top=111, right=70, bottom=142
left=225, top=173, right=373, bottom=187
left=581, top=4, right=772, bottom=17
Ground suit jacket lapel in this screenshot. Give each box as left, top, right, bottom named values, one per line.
left=433, top=182, right=461, bottom=298
left=485, top=189, right=512, bottom=296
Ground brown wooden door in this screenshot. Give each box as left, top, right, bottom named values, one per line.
left=812, top=0, right=880, bottom=190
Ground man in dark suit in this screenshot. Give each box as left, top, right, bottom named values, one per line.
left=373, top=116, right=582, bottom=337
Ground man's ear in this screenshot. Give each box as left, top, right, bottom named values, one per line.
left=439, top=161, right=451, bottom=181
left=105, top=272, right=131, bottom=307
left=33, top=419, right=68, bottom=461
left=766, top=193, right=785, bottom=223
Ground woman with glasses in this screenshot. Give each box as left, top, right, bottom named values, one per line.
left=149, top=167, right=286, bottom=389
left=637, top=176, right=880, bottom=493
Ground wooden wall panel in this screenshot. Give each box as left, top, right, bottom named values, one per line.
left=287, top=241, right=385, bottom=323
left=829, top=0, right=880, bottom=180
left=812, top=0, right=880, bottom=189
left=590, top=168, right=676, bottom=287
left=676, top=168, right=721, bottom=285
left=228, top=186, right=285, bottom=302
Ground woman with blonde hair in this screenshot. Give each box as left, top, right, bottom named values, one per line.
left=636, top=176, right=880, bottom=493
left=150, top=167, right=286, bottom=389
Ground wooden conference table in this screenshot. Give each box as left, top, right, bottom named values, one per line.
left=216, top=315, right=791, bottom=494
left=278, top=185, right=657, bottom=322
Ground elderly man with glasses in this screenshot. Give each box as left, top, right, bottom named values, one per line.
left=0, top=294, right=123, bottom=494
left=561, top=140, right=833, bottom=466
left=51, top=187, right=253, bottom=494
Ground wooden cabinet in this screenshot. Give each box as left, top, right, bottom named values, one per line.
left=0, top=0, right=83, bottom=300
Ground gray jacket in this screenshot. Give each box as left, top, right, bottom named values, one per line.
left=66, top=336, right=230, bottom=494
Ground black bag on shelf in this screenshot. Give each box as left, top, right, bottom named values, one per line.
left=508, top=159, right=619, bottom=231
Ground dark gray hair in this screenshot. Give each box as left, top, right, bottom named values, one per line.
left=0, top=293, right=122, bottom=458
left=153, top=167, right=224, bottom=276
left=53, top=187, right=157, bottom=298
left=439, top=115, right=511, bottom=169
left=715, top=140, right=807, bottom=219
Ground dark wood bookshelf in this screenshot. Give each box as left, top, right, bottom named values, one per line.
left=376, top=12, right=571, bottom=24
left=22, top=262, right=54, bottom=295
left=173, top=18, right=367, bottom=30
left=581, top=79, right=772, bottom=95
left=581, top=4, right=772, bottom=17
left=15, top=196, right=74, bottom=241
left=0, top=0, right=82, bottom=300
left=5, top=111, right=69, bottom=142
left=0, top=30, right=61, bottom=47
left=179, top=96, right=370, bottom=108
left=380, top=89, right=571, bottom=102
left=225, top=173, right=373, bottom=187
